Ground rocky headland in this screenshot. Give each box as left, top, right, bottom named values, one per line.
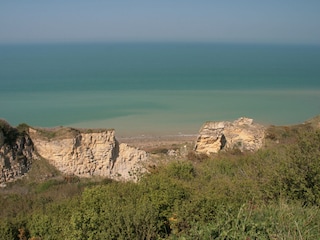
left=1, top=115, right=319, bottom=184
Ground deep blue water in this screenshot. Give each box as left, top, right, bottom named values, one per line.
left=1, top=43, right=320, bottom=135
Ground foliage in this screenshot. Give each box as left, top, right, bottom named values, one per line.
left=69, top=177, right=189, bottom=239
left=16, top=123, right=30, bottom=133
left=0, top=221, right=19, bottom=240
left=32, top=127, right=79, bottom=140
left=172, top=202, right=320, bottom=239
left=34, top=179, right=61, bottom=193
left=186, top=151, right=208, bottom=162
left=1, top=128, right=320, bottom=239
left=0, top=119, right=19, bottom=146
left=279, top=130, right=320, bottom=205
left=166, top=161, right=195, bottom=181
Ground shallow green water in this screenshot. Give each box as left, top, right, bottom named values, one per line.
left=1, top=43, right=320, bottom=135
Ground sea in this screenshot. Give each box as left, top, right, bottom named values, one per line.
left=1, top=43, right=320, bottom=136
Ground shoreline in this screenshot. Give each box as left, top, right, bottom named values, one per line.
left=118, top=133, right=198, bottom=151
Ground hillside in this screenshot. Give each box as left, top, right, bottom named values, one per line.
left=0, top=116, right=320, bottom=239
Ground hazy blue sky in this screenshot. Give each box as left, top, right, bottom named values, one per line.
left=1, top=0, right=320, bottom=44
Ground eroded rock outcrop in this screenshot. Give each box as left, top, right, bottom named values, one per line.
left=1, top=117, right=266, bottom=183
left=0, top=121, right=34, bottom=183
left=194, top=117, right=265, bottom=154
left=29, top=127, right=148, bottom=181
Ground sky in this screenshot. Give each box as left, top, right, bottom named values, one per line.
left=1, top=0, right=320, bottom=45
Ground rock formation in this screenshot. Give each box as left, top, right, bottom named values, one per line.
left=194, top=117, right=265, bottom=154
left=0, top=116, right=268, bottom=183
left=1, top=119, right=148, bottom=183
left=29, top=127, right=148, bottom=182
left=0, top=121, right=34, bottom=183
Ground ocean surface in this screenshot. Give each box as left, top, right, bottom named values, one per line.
left=1, top=43, right=320, bottom=136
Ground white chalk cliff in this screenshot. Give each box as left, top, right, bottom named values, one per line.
left=0, top=117, right=270, bottom=184
left=194, top=117, right=265, bottom=154
left=29, top=127, right=148, bottom=181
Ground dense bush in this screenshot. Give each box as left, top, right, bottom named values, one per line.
left=0, top=221, right=18, bottom=240
left=1, top=130, right=320, bottom=239
left=279, top=130, right=320, bottom=205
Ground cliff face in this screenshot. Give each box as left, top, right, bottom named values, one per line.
left=194, top=117, right=265, bottom=154
left=0, top=123, right=34, bottom=183
left=29, top=128, right=148, bottom=181
left=0, top=117, right=267, bottom=183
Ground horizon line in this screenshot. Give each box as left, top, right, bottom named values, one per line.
left=1, top=40, right=320, bottom=47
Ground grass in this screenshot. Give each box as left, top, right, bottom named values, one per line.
left=1, top=117, right=320, bottom=239
left=29, top=127, right=79, bottom=140
left=29, top=126, right=115, bottom=141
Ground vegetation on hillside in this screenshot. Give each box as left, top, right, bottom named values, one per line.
left=0, top=119, right=28, bottom=146
left=1, top=122, right=320, bottom=239
left=28, top=126, right=114, bottom=141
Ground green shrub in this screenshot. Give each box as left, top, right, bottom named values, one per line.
left=166, top=161, right=195, bottom=181
left=279, top=130, right=320, bottom=205
left=0, top=221, right=19, bottom=240
left=35, top=179, right=61, bottom=193
left=186, top=151, right=208, bottom=162
left=1, top=125, right=320, bottom=239
left=16, top=123, right=30, bottom=133
left=70, top=182, right=163, bottom=239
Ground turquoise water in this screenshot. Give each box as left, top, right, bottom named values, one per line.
left=1, top=43, right=320, bottom=136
